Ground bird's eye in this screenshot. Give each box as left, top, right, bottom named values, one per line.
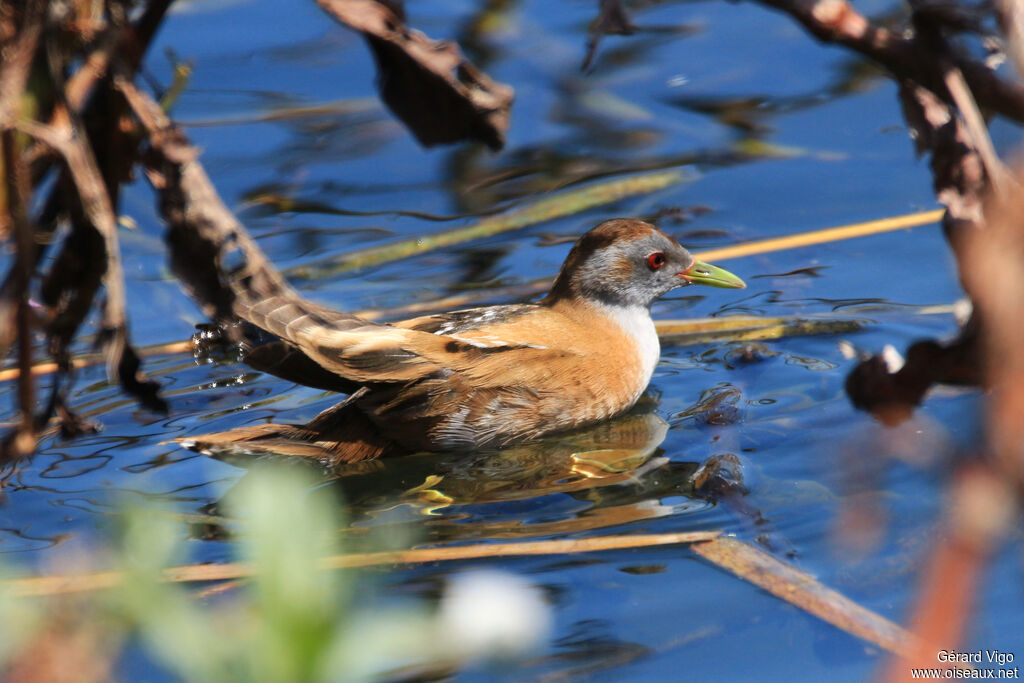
left=647, top=252, right=666, bottom=270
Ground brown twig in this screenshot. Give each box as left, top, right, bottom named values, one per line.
left=0, top=1, right=176, bottom=440
left=7, top=531, right=721, bottom=597
left=63, top=0, right=174, bottom=113
left=28, top=0, right=173, bottom=174
left=0, top=1, right=46, bottom=457
left=4, top=530, right=919, bottom=659
left=0, top=1, right=44, bottom=127
left=943, top=67, right=1014, bottom=196
left=1, top=127, right=35, bottom=458
left=692, top=536, right=921, bottom=657
left=754, top=0, right=1024, bottom=122
left=18, top=111, right=164, bottom=411
left=881, top=464, right=1013, bottom=680
left=908, top=9, right=1016, bottom=197
left=0, top=0, right=45, bottom=351
left=115, top=75, right=299, bottom=330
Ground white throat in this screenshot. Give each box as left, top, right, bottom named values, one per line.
left=598, top=303, right=661, bottom=390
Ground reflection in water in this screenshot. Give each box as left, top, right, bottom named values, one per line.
left=209, top=409, right=713, bottom=544
left=194, top=97, right=402, bottom=171
left=668, top=57, right=887, bottom=140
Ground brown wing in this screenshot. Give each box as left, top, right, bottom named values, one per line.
left=396, top=305, right=538, bottom=335
left=239, top=294, right=572, bottom=387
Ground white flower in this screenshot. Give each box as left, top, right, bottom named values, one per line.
left=437, top=569, right=551, bottom=662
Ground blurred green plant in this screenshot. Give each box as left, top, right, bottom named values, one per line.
left=0, top=466, right=549, bottom=682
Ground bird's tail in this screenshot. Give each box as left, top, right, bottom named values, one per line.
left=173, top=400, right=401, bottom=465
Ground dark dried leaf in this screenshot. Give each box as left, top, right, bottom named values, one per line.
left=315, top=0, right=513, bottom=149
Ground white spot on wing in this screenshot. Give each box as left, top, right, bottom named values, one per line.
left=449, top=335, right=507, bottom=349
left=446, top=334, right=546, bottom=350
left=432, top=306, right=535, bottom=336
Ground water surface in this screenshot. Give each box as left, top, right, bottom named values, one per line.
left=1, top=0, right=1016, bottom=680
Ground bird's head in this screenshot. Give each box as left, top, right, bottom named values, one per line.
left=546, top=219, right=746, bottom=308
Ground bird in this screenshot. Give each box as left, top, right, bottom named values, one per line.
left=178, top=218, right=745, bottom=463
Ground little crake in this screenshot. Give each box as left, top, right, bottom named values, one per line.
left=181, top=219, right=745, bottom=462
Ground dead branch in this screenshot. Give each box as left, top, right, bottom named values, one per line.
left=67, top=0, right=171, bottom=111
left=754, top=0, right=1024, bottom=122
left=0, top=1, right=44, bottom=128
left=18, top=112, right=164, bottom=412
left=0, top=0, right=174, bottom=443
left=692, top=536, right=921, bottom=657
left=0, top=0, right=44, bottom=293
left=115, top=76, right=297, bottom=328
left=996, top=0, right=1024, bottom=78
left=1, top=128, right=34, bottom=458
left=1, top=530, right=920, bottom=660
left=0, top=2, right=46, bottom=457
left=7, top=531, right=721, bottom=596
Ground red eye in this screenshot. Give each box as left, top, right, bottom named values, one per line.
left=647, top=252, right=666, bottom=270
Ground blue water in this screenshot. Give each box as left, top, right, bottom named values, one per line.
left=1, top=0, right=1019, bottom=679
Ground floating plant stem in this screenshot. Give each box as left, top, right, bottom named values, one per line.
left=285, top=170, right=688, bottom=279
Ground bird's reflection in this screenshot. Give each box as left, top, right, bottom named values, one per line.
left=205, top=408, right=709, bottom=543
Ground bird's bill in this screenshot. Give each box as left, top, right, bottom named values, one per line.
left=679, top=260, right=746, bottom=289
